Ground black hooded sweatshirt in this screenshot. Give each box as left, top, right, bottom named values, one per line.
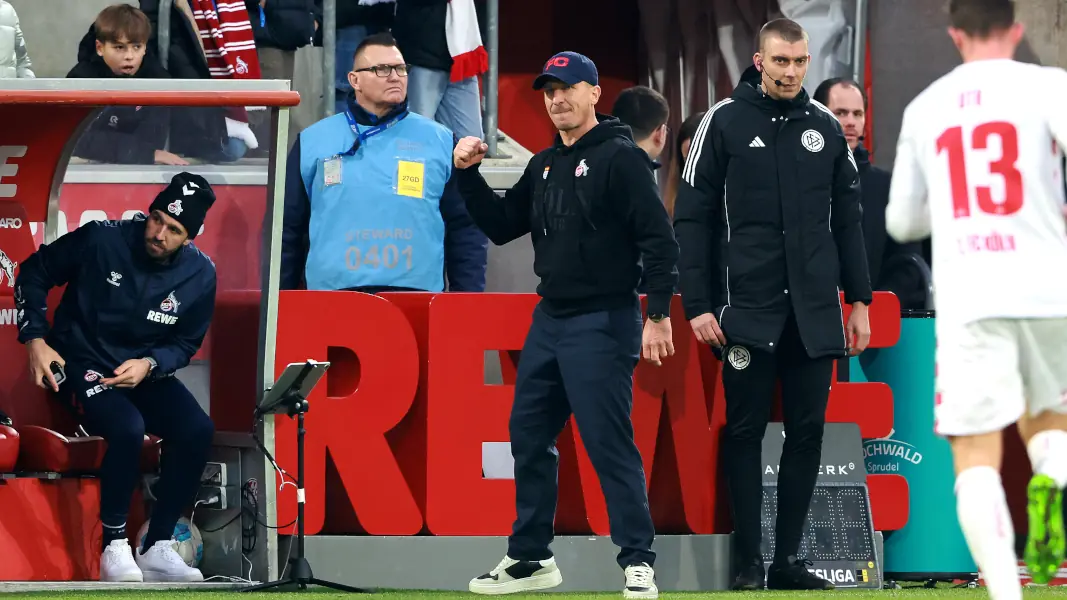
left=457, top=115, right=679, bottom=318
left=674, top=65, right=872, bottom=358
left=66, top=26, right=170, bottom=165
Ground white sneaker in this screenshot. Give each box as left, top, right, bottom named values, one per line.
left=135, top=540, right=204, bottom=582
left=624, top=563, right=658, bottom=599
left=100, top=539, right=143, bottom=582
left=469, top=555, right=563, bottom=595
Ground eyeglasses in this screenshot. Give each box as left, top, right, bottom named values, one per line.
left=354, top=64, right=410, bottom=78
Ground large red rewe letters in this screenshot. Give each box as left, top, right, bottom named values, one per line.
left=268, top=291, right=909, bottom=537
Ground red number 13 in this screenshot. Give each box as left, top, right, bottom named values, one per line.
left=936, top=121, right=1024, bottom=218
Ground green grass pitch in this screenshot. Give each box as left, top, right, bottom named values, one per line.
left=1, top=586, right=1065, bottom=600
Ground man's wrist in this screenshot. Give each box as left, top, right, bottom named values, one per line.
left=647, top=293, right=672, bottom=320
left=142, top=356, right=158, bottom=372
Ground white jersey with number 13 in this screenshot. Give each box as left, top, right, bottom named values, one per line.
left=886, top=58, right=1067, bottom=328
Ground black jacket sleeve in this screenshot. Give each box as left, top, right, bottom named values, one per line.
left=673, top=113, right=726, bottom=321
left=148, top=276, right=216, bottom=376
left=439, top=166, right=489, bottom=291
left=280, top=136, right=310, bottom=290
left=14, top=222, right=99, bottom=343
left=612, top=145, right=678, bottom=317
left=831, top=140, right=874, bottom=305
left=456, top=162, right=532, bottom=246
left=71, top=108, right=169, bottom=165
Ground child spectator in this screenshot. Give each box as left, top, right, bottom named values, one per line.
left=67, top=4, right=187, bottom=166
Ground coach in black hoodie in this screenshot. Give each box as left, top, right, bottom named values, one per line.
left=454, top=52, right=675, bottom=598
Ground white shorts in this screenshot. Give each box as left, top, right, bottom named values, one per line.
left=935, top=317, right=1067, bottom=437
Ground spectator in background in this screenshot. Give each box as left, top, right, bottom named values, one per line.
left=614, top=85, right=674, bottom=297
left=140, top=0, right=253, bottom=163
left=612, top=85, right=671, bottom=166
left=68, top=4, right=188, bottom=167
left=393, top=0, right=487, bottom=140
left=813, top=77, right=930, bottom=310
left=246, top=0, right=319, bottom=144
left=280, top=32, right=487, bottom=293
left=333, top=0, right=395, bottom=114
left=662, top=111, right=705, bottom=219
left=0, top=0, right=33, bottom=79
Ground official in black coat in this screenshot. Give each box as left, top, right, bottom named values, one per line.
left=674, top=19, right=873, bottom=591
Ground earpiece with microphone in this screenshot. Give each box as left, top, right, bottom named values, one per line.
left=757, top=60, right=783, bottom=87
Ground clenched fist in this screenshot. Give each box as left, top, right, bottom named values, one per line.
left=454, top=136, right=489, bottom=169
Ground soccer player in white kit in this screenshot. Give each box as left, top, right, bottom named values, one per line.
left=885, top=0, right=1067, bottom=596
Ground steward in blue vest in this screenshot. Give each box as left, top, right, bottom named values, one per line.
left=280, top=46, right=488, bottom=292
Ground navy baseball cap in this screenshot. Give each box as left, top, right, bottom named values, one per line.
left=532, top=51, right=599, bottom=90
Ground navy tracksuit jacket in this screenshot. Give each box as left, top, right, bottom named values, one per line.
left=15, top=215, right=216, bottom=377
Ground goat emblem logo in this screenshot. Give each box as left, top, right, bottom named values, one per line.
left=0, top=249, right=17, bottom=288
left=160, top=291, right=181, bottom=313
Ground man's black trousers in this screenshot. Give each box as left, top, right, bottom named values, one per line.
left=507, top=302, right=656, bottom=569
left=59, top=362, right=214, bottom=551
left=720, top=314, right=834, bottom=565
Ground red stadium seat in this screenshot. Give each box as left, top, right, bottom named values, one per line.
left=16, top=425, right=106, bottom=474
left=0, top=424, right=18, bottom=472
left=0, top=199, right=163, bottom=477
left=14, top=426, right=162, bottom=475
left=0, top=200, right=77, bottom=432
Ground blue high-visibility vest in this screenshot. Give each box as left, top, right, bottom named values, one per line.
left=298, top=111, right=453, bottom=291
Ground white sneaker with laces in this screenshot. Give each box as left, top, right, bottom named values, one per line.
left=624, top=563, right=658, bottom=599
left=135, top=540, right=204, bottom=582
left=100, top=539, right=143, bottom=582
left=469, top=555, right=563, bottom=595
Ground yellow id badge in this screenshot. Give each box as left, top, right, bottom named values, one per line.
left=397, top=160, right=425, bottom=199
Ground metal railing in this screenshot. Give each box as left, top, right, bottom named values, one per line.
left=323, top=0, right=337, bottom=117
left=852, top=0, right=868, bottom=86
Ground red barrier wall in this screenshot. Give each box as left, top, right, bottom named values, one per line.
left=207, top=290, right=909, bottom=538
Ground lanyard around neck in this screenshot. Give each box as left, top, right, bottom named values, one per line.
left=343, top=108, right=408, bottom=155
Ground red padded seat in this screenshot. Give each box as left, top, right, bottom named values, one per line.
left=15, top=426, right=164, bottom=475
left=16, top=426, right=106, bottom=473
left=0, top=425, right=18, bottom=472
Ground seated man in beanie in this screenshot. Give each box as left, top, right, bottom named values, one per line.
left=14, top=173, right=217, bottom=582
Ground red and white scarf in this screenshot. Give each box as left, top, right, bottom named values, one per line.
left=445, top=0, right=487, bottom=82
left=189, top=0, right=260, bottom=79
left=189, top=0, right=260, bottom=148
